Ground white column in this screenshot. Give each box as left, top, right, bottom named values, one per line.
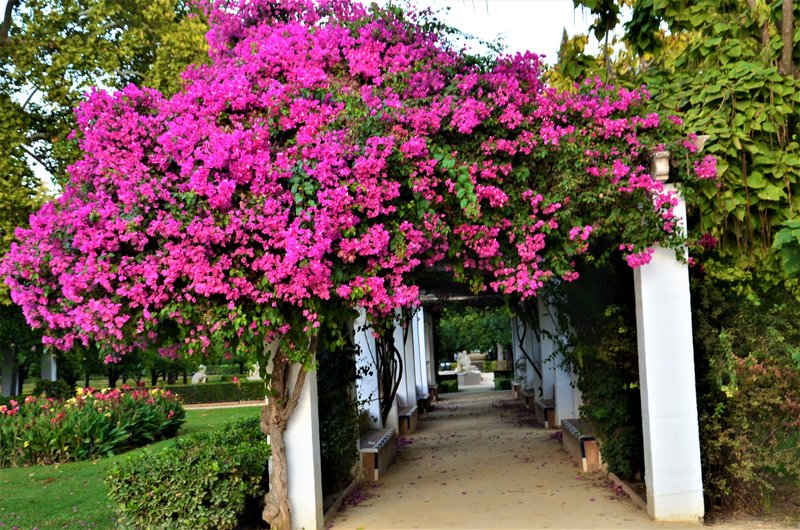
left=284, top=364, right=324, bottom=530
left=395, top=318, right=417, bottom=407
left=424, top=314, right=436, bottom=386
left=412, top=309, right=430, bottom=396
left=511, top=317, right=522, bottom=380
left=354, top=311, right=382, bottom=428
left=537, top=298, right=556, bottom=400
left=40, top=350, right=57, bottom=382
left=385, top=396, right=400, bottom=433
left=1, top=350, right=15, bottom=397
left=634, top=184, right=704, bottom=522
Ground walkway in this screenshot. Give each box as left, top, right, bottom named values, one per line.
left=330, top=390, right=697, bottom=530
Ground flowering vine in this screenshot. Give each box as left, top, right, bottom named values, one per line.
left=1, top=0, right=713, bottom=527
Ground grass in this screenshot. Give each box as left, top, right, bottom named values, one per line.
left=0, top=405, right=261, bottom=530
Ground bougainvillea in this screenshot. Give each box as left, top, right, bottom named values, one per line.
left=1, top=0, right=712, bottom=526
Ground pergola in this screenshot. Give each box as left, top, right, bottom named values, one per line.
left=278, top=172, right=705, bottom=529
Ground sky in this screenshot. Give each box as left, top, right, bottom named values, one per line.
left=384, top=0, right=599, bottom=63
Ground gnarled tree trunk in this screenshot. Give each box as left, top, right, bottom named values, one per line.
left=259, top=338, right=315, bottom=529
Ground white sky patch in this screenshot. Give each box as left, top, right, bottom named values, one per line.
left=393, top=0, right=597, bottom=63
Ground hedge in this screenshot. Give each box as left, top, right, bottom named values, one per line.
left=438, top=378, right=458, bottom=393
left=107, top=417, right=269, bottom=529
left=159, top=381, right=266, bottom=404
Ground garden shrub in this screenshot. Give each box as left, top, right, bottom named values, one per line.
left=438, top=378, right=458, bottom=393
left=106, top=417, right=270, bottom=530
left=204, top=364, right=242, bottom=376
left=692, top=279, right=800, bottom=511
left=0, top=387, right=185, bottom=466
left=494, top=376, right=512, bottom=390
left=32, top=379, right=74, bottom=399
left=162, top=380, right=265, bottom=404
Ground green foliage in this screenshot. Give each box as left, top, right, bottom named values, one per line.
left=31, top=379, right=73, bottom=399
left=557, top=0, right=800, bottom=290
left=318, top=343, right=360, bottom=496
left=493, top=376, right=512, bottom=390
left=435, top=306, right=512, bottom=356
left=0, top=406, right=256, bottom=529
left=773, top=220, right=800, bottom=277
left=163, top=380, right=266, bottom=404
left=0, top=388, right=185, bottom=466
left=0, top=0, right=210, bottom=191
left=205, top=364, right=244, bottom=376
left=106, top=417, right=270, bottom=530
left=438, top=377, right=459, bottom=393
left=552, top=258, right=644, bottom=479
left=0, top=304, right=42, bottom=392
left=692, top=279, right=800, bottom=511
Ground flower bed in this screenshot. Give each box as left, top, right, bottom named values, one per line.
left=0, top=386, right=185, bottom=466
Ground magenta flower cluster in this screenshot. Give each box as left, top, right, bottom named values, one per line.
left=2, top=0, right=713, bottom=361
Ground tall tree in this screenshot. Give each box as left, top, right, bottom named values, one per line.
left=0, top=0, right=209, bottom=189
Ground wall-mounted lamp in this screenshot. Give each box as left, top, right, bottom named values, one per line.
left=651, top=151, right=670, bottom=182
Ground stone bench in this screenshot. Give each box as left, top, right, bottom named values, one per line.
left=561, top=419, right=602, bottom=473
left=519, top=388, right=536, bottom=409
left=534, top=398, right=556, bottom=428
left=417, top=393, right=432, bottom=412
left=398, top=405, right=419, bottom=435
left=359, top=428, right=397, bottom=481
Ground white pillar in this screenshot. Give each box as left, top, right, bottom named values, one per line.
left=354, top=311, right=382, bottom=428
left=412, top=309, right=430, bottom=396
left=395, top=318, right=417, bottom=407
left=511, top=317, right=523, bottom=380
left=424, top=314, right=436, bottom=386
left=1, top=350, right=15, bottom=397
left=537, top=298, right=556, bottom=400
left=385, top=395, right=399, bottom=433
left=540, top=300, right=578, bottom=423
left=284, top=364, right=324, bottom=530
left=40, top=350, right=57, bottom=382
left=634, top=184, right=704, bottom=522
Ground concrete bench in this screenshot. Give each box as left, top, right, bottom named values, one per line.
left=359, top=428, right=397, bottom=481
left=520, top=388, right=536, bottom=409
left=534, top=398, right=556, bottom=428
left=398, top=405, right=418, bottom=435
left=417, top=393, right=431, bottom=412
left=561, top=419, right=602, bottom=473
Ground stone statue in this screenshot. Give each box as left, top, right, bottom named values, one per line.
left=247, top=361, right=262, bottom=381
left=191, top=364, right=207, bottom=385
left=456, top=351, right=479, bottom=374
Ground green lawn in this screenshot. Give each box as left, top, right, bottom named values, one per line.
left=0, top=406, right=260, bottom=530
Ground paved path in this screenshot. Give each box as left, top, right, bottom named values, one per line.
left=330, top=390, right=699, bottom=530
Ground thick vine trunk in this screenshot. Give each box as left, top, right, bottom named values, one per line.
left=262, top=397, right=292, bottom=529
left=259, top=340, right=313, bottom=530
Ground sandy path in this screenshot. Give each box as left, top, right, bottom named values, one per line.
left=330, top=390, right=700, bottom=530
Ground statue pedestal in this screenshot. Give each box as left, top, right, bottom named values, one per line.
left=457, top=372, right=481, bottom=386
